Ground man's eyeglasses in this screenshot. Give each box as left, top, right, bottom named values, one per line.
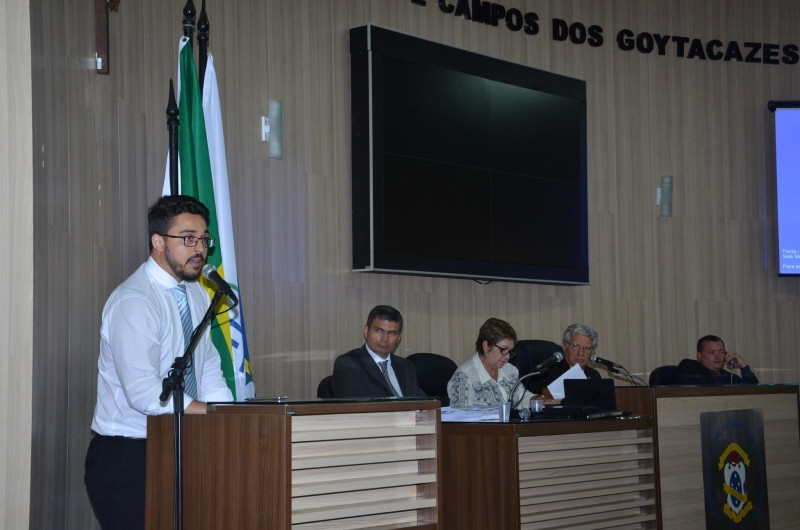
left=160, top=234, right=216, bottom=248
left=493, top=344, right=516, bottom=358
left=568, top=342, right=595, bottom=353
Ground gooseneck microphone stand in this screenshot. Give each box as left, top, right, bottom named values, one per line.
left=605, top=365, right=649, bottom=387
left=159, top=289, right=225, bottom=530
left=509, top=352, right=564, bottom=409
left=510, top=370, right=547, bottom=409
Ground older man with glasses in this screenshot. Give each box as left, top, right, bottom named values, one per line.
left=526, top=323, right=603, bottom=398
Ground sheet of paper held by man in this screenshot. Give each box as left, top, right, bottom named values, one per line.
left=546, top=363, right=587, bottom=399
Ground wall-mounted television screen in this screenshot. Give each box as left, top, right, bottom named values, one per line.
left=350, top=25, right=588, bottom=284
left=769, top=101, right=800, bottom=275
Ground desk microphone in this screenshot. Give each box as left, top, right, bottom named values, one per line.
left=589, top=354, right=647, bottom=386
left=202, top=264, right=238, bottom=305
left=590, top=354, right=622, bottom=370
left=509, top=351, right=564, bottom=408
left=533, top=351, right=565, bottom=372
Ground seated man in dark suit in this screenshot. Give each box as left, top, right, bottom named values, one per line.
left=676, top=335, right=758, bottom=385
left=331, top=305, right=425, bottom=398
left=527, top=323, right=602, bottom=397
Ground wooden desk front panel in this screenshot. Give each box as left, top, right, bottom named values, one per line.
left=656, top=389, right=800, bottom=530
left=146, top=401, right=442, bottom=529
left=441, top=426, right=520, bottom=529
left=146, top=412, right=290, bottom=529
left=291, top=408, right=439, bottom=529
left=518, top=428, right=657, bottom=529
left=442, top=418, right=656, bottom=530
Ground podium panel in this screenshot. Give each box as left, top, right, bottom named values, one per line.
left=145, top=399, right=441, bottom=529
left=441, top=417, right=657, bottom=529
left=652, top=386, right=800, bottom=530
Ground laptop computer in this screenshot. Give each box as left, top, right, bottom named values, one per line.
left=538, top=379, right=630, bottom=419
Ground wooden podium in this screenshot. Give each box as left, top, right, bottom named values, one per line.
left=145, top=399, right=442, bottom=529
left=616, top=384, right=800, bottom=530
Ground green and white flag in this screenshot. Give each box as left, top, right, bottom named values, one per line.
left=164, top=36, right=255, bottom=400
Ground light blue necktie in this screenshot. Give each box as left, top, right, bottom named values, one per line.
left=172, top=284, right=198, bottom=398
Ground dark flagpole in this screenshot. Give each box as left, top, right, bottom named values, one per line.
left=164, top=5, right=197, bottom=528
left=198, top=1, right=209, bottom=94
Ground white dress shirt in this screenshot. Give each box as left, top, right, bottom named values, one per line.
left=91, top=257, right=232, bottom=438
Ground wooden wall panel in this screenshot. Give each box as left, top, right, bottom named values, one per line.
left=24, top=0, right=800, bottom=527
left=0, top=0, right=33, bottom=529
left=30, top=0, right=76, bottom=527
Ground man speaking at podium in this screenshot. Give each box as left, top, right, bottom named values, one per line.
left=84, top=195, right=232, bottom=530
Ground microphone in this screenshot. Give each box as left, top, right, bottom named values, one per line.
left=202, top=264, right=238, bottom=305
left=533, top=351, right=565, bottom=372
left=509, top=351, right=564, bottom=408
left=589, top=354, right=647, bottom=385
left=590, top=354, right=622, bottom=370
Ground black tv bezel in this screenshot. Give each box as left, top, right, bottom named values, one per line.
left=350, top=24, right=589, bottom=285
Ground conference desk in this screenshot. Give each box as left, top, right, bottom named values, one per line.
left=143, top=387, right=799, bottom=529
left=440, top=385, right=800, bottom=530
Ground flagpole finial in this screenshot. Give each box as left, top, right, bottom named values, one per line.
left=198, top=0, right=209, bottom=32
left=167, top=80, right=180, bottom=196
left=182, top=0, right=196, bottom=41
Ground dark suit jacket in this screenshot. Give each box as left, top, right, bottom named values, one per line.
left=675, top=359, right=759, bottom=385
left=526, top=360, right=602, bottom=395
left=331, top=346, right=426, bottom=398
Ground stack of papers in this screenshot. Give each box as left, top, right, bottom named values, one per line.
left=441, top=406, right=501, bottom=422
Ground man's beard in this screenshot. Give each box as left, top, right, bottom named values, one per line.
left=166, top=250, right=203, bottom=282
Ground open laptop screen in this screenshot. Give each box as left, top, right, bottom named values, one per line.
left=562, top=379, right=617, bottom=411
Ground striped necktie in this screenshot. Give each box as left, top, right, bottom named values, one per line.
left=172, top=284, right=198, bottom=399
left=378, top=360, right=400, bottom=397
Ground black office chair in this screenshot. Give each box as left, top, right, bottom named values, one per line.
left=510, top=339, right=564, bottom=392
left=648, top=365, right=680, bottom=386
left=511, top=340, right=564, bottom=374
left=407, top=353, right=458, bottom=406
left=317, top=375, right=335, bottom=398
